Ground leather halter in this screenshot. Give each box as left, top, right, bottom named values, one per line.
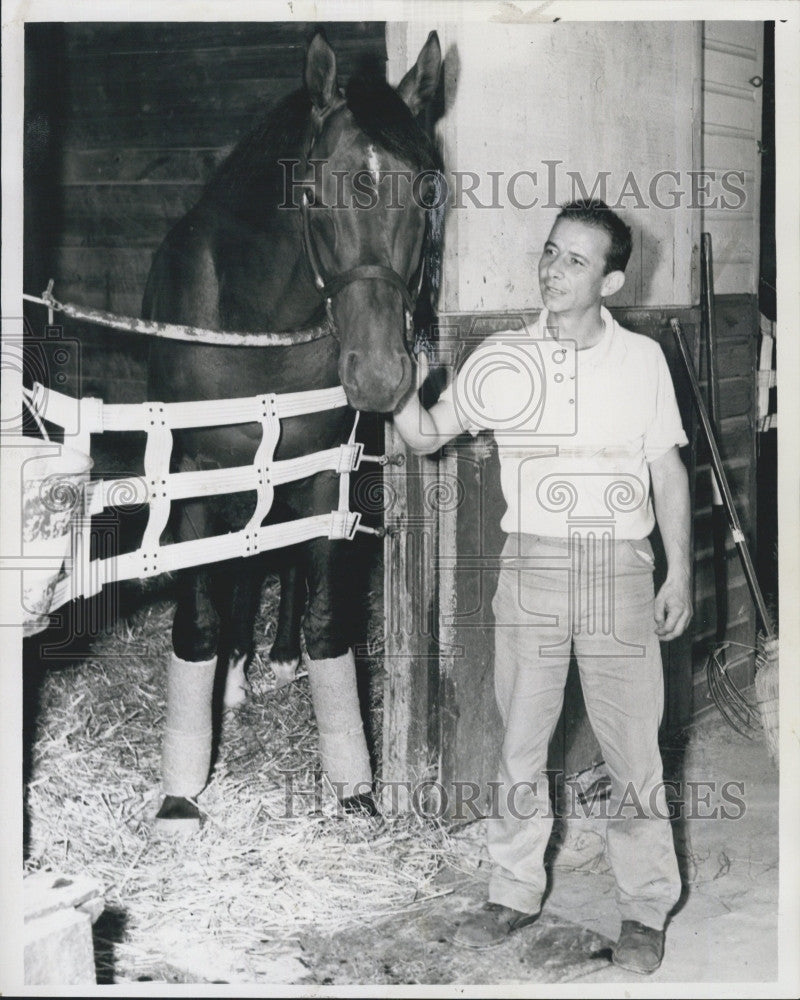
left=299, top=187, right=426, bottom=340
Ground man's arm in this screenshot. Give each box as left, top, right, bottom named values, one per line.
left=393, top=354, right=469, bottom=455
left=649, top=445, right=693, bottom=641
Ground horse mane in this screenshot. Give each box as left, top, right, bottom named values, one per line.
left=345, top=71, right=443, bottom=175
left=205, top=87, right=311, bottom=217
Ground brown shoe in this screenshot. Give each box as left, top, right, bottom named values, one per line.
left=612, top=920, right=665, bottom=974
left=453, top=902, right=539, bottom=949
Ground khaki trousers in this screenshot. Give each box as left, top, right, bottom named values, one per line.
left=487, top=532, right=682, bottom=929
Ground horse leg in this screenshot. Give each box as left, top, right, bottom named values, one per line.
left=156, top=498, right=221, bottom=833
left=303, top=535, right=376, bottom=815
left=268, top=547, right=305, bottom=689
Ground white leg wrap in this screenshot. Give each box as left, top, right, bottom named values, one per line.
left=161, top=653, right=217, bottom=797
left=306, top=649, right=371, bottom=799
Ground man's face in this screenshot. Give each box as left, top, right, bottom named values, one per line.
left=538, top=218, right=621, bottom=315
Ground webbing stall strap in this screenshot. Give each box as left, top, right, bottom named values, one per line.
left=28, top=382, right=383, bottom=613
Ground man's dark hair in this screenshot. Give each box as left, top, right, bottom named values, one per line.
left=556, top=199, right=633, bottom=274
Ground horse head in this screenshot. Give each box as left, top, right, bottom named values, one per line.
left=298, top=30, right=443, bottom=413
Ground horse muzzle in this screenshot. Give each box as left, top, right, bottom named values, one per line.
left=339, top=347, right=412, bottom=413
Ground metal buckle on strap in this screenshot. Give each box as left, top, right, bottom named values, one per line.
left=336, top=441, right=363, bottom=474
left=329, top=510, right=361, bottom=541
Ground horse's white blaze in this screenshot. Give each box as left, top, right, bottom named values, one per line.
left=366, top=143, right=381, bottom=183
left=223, top=653, right=251, bottom=708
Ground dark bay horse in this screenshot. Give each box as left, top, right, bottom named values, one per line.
left=142, top=31, right=443, bottom=829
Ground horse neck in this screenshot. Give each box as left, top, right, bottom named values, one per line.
left=249, top=206, right=322, bottom=332
left=212, top=124, right=324, bottom=332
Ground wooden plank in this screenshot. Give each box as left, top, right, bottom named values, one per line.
left=693, top=578, right=754, bottom=642
left=381, top=422, right=440, bottom=801
left=439, top=438, right=505, bottom=806
left=692, top=616, right=756, bottom=667
left=63, top=21, right=386, bottom=54
left=714, top=293, right=760, bottom=338
left=696, top=338, right=753, bottom=379
left=61, top=108, right=270, bottom=149
left=51, top=285, right=146, bottom=317
left=694, top=497, right=753, bottom=558
left=694, top=498, right=754, bottom=540
left=701, top=25, right=763, bottom=297
left=65, top=43, right=385, bottom=96
left=714, top=378, right=753, bottom=419
left=704, top=21, right=760, bottom=56
left=693, top=457, right=751, bottom=511
left=65, top=75, right=297, bottom=121
left=694, top=553, right=747, bottom=600
left=59, top=226, right=169, bottom=250
left=49, top=247, right=154, bottom=301
left=62, top=181, right=204, bottom=218
left=62, top=147, right=228, bottom=185
left=696, top=416, right=753, bottom=466
left=703, top=90, right=759, bottom=138
left=61, top=183, right=202, bottom=246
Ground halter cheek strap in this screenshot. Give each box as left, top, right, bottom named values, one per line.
left=300, top=190, right=423, bottom=337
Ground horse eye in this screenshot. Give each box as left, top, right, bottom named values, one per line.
left=418, top=181, right=435, bottom=208
left=303, top=187, right=320, bottom=207
left=417, top=175, right=442, bottom=210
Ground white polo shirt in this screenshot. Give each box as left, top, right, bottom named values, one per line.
left=439, top=306, right=688, bottom=539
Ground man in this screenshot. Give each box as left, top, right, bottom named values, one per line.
left=393, top=199, right=691, bottom=974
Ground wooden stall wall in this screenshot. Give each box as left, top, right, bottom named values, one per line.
left=692, top=294, right=759, bottom=714
left=384, top=20, right=763, bottom=806
left=692, top=21, right=765, bottom=713
left=24, top=22, right=387, bottom=406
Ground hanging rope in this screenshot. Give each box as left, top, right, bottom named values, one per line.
left=23, top=281, right=333, bottom=348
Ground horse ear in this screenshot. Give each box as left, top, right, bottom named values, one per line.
left=397, top=31, right=442, bottom=115
left=305, top=31, right=339, bottom=112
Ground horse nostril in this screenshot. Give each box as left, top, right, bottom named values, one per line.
left=340, top=349, right=412, bottom=409
left=399, top=352, right=412, bottom=392
left=342, top=351, right=359, bottom=388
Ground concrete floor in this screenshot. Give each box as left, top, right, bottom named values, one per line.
left=545, top=710, right=780, bottom=985
left=300, top=709, right=784, bottom=989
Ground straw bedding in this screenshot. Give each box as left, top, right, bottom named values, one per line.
left=24, top=578, right=479, bottom=984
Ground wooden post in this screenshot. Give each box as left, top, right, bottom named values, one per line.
left=381, top=422, right=441, bottom=807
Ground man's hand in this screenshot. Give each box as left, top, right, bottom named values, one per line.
left=649, top=446, right=693, bottom=642
left=392, top=349, right=465, bottom=455
left=654, top=571, right=693, bottom=641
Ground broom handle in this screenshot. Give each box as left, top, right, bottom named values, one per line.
left=670, top=318, right=776, bottom=640
left=702, top=233, right=729, bottom=646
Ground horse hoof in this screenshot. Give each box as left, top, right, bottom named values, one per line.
left=223, top=654, right=252, bottom=709
left=223, top=679, right=250, bottom=709
left=270, top=658, right=300, bottom=690
left=341, top=792, right=380, bottom=818
left=153, top=795, right=202, bottom=837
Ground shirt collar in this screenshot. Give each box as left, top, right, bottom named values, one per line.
left=538, top=305, right=616, bottom=368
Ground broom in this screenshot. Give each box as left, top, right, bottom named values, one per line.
left=671, top=317, right=779, bottom=765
